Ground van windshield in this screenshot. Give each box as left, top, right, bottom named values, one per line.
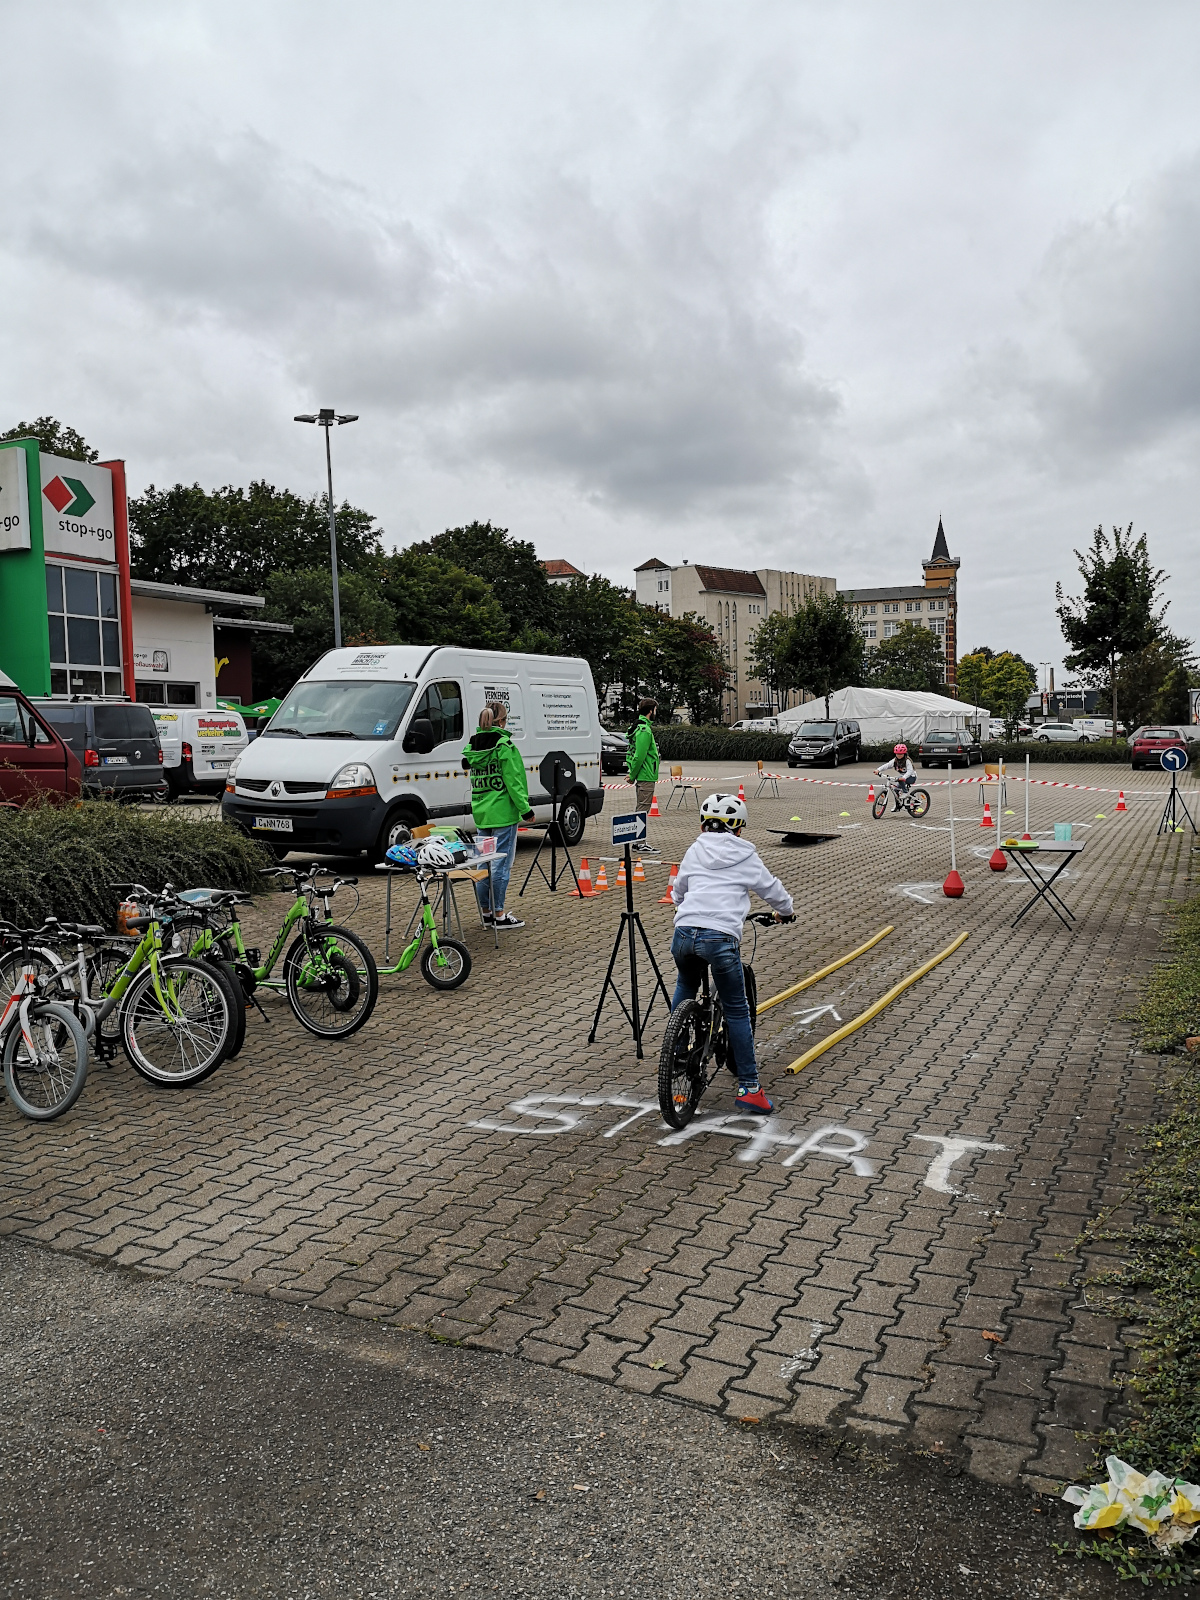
left=264, top=680, right=417, bottom=740
left=796, top=723, right=836, bottom=738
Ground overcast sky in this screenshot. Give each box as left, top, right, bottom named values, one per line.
left=4, top=1, right=1200, bottom=674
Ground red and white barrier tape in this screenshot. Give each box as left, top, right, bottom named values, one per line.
left=605, top=772, right=1187, bottom=799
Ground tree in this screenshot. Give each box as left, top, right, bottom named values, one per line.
left=867, top=621, right=945, bottom=693
left=745, top=611, right=796, bottom=712
left=254, top=569, right=399, bottom=697
left=1158, top=664, right=1192, bottom=726
left=955, top=651, right=989, bottom=712
left=1056, top=525, right=1168, bottom=739
left=555, top=575, right=641, bottom=707
left=641, top=610, right=729, bottom=725
left=1101, top=633, right=1195, bottom=732
left=411, top=521, right=558, bottom=638
left=128, top=480, right=384, bottom=595
left=957, top=647, right=1037, bottom=734
left=0, top=417, right=98, bottom=461
left=782, top=591, right=865, bottom=715
left=378, top=548, right=509, bottom=651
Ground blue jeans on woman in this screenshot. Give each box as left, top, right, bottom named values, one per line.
left=474, top=822, right=519, bottom=915
left=670, top=925, right=758, bottom=1088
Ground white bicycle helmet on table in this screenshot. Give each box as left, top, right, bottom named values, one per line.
left=417, top=838, right=457, bottom=870
left=700, top=793, right=748, bottom=833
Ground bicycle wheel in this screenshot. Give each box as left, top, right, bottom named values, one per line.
left=283, top=924, right=378, bottom=1039
left=120, top=958, right=233, bottom=1086
left=420, top=938, right=471, bottom=991
left=88, top=944, right=132, bottom=1049
left=658, top=998, right=706, bottom=1130
left=871, top=790, right=888, bottom=819
left=3, top=1002, right=88, bottom=1120
left=908, top=789, right=931, bottom=818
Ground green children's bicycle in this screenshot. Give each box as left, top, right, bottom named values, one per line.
left=380, top=833, right=472, bottom=989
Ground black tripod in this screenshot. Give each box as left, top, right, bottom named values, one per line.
left=518, top=759, right=582, bottom=895
left=1158, top=767, right=1196, bottom=834
left=588, top=843, right=670, bottom=1059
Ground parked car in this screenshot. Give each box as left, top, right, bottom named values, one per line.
left=786, top=719, right=861, bottom=767
left=1034, top=723, right=1088, bottom=744
left=919, top=729, right=983, bottom=768
left=1130, top=726, right=1194, bottom=770
left=149, top=707, right=250, bottom=796
left=600, top=726, right=628, bottom=776
left=0, top=678, right=82, bottom=803
left=38, top=699, right=168, bottom=800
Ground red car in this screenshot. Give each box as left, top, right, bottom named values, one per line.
left=0, top=676, right=82, bottom=804
left=1130, top=726, right=1193, bottom=771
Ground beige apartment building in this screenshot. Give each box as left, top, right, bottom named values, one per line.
left=634, top=558, right=836, bottom=721
left=844, top=520, right=960, bottom=690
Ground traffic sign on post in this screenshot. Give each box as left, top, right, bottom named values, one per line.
left=612, top=811, right=648, bottom=846
left=1161, top=747, right=1189, bottom=772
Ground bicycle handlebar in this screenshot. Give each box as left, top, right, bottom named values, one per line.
left=747, top=912, right=795, bottom=926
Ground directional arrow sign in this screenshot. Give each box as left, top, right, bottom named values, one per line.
left=791, top=1004, right=842, bottom=1027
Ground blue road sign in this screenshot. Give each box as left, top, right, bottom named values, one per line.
left=1161, top=747, right=1189, bottom=772
left=612, top=810, right=648, bottom=846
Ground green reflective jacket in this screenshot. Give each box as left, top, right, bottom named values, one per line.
left=461, top=727, right=531, bottom=828
left=626, top=716, right=660, bottom=783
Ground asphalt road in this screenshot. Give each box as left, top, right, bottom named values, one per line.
left=0, top=1237, right=1120, bottom=1600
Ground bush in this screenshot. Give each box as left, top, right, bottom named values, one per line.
left=0, top=801, right=272, bottom=929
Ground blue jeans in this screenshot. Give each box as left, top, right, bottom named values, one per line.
left=474, top=822, right=518, bottom=914
left=670, top=925, right=758, bottom=1087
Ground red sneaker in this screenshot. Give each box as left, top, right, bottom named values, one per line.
left=735, top=1085, right=773, bottom=1115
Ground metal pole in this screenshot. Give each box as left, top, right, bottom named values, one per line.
left=947, top=763, right=956, bottom=870
left=1024, top=752, right=1030, bottom=837
left=324, top=420, right=342, bottom=650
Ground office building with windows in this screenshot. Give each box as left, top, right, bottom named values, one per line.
left=844, top=520, right=960, bottom=689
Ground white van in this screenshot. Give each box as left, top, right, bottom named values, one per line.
left=1074, top=718, right=1120, bottom=739
left=220, top=645, right=606, bottom=859
left=152, top=707, right=250, bottom=795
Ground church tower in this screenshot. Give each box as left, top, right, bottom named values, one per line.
left=922, top=518, right=959, bottom=689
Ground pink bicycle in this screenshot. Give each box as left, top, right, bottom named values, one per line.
left=0, top=921, right=89, bottom=1120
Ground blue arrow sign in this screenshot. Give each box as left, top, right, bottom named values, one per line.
left=612, top=810, right=648, bottom=845
left=1162, top=747, right=1189, bottom=772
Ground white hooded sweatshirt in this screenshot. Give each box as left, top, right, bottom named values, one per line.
left=671, top=831, right=794, bottom=939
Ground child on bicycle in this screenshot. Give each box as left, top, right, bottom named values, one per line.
left=669, top=793, right=794, bottom=1115
left=875, top=743, right=916, bottom=811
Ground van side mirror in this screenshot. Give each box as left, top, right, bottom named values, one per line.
left=403, top=717, right=436, bottom=755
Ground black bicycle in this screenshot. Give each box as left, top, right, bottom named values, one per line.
left=657, top=913, right=792, bottom=1129
left=871, top=774, right=931, bottom=819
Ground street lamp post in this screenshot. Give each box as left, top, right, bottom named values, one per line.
left=294, top=407, right=358, bottom=649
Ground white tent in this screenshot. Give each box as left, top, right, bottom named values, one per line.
left=776, top=686, right=989, bottom=745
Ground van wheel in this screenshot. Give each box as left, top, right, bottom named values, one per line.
left=375, top=809, right=423, bottom=862
left=557, top=794, right=586, bottom=847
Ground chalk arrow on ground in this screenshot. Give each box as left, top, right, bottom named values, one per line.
left=791, top=1004, right=842, bottom=1026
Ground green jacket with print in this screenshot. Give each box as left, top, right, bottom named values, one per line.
left=461, top=726, right=531, bottom=828
left=626, top=716, right=660, bottom=783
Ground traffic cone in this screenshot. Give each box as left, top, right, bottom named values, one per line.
left=988, top=846, right=1008, bottom=872
left=659, top=863, right=679, bottom=904
left=980, top=801, right=995, bottom=829
left=649, top=793, right=660, bottom=817
left=1117, top=791, right=1127, bottom=812
left=867, top=782, right=875, bottom=805
left=616, top=858, right=627, bottom=887
left=570, top=858, right=594, bottom=897
left=737, top=782, right=745, bottom=803
left=943, top=869, right=964, bottom=898
left=632, top=856, right=646, bottom=883
left=593, top=863, right=610, bottom=892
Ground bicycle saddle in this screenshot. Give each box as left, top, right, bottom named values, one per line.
left=177, top=888, right=242, bottom=906
left=58, top=922, right=106, bottom=937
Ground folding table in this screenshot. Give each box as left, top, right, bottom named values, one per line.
left=1002, top=839, right=1086, bottom=928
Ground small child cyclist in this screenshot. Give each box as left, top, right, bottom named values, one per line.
left=669, top=792, right=794, bottom=1114
left=875, top=743, right=916, bottom=811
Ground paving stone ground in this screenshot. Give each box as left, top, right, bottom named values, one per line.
left=1, top=758, right=1189, bottom=1493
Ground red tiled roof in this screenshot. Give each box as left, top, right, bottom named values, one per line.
left=693, top=565, right=766, bottom=597
left=634, top=557, right=671, bottom=571
left=541, top=559, right=585, bottom=578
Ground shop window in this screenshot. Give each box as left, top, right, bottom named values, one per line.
left=46, top=561, right=123, bottom=697
left=136, top=682, right=165, bottom=705
left=167, top=683, right=198, bottom=706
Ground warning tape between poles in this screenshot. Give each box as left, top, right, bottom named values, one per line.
left=605, top=774, right=1190, bottom=799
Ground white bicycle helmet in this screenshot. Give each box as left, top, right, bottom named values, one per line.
left=700, top=792, right=748, bottom=832
left=417, top=838, right=457, bottom=870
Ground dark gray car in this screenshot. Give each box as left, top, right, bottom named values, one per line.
left=786, top=719, right=861, bottom=767
left=39, top=701, right=168, bottom=800
left=919, top=729, right=983, bottom=768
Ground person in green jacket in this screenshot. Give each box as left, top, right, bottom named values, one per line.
left=461, top=701, right=534, bottom=930
left=626, top=698, right=660, bottom=828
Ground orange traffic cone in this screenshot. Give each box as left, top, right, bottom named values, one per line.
left=980, top=801, right=995, bottom=829
left=593, top=863, right=610, bottom=892
left=632, top=856, right=646, bottom=883
left=616, top=858, right=627, bottom=887
left=570, top=858, right=594, bottom=897
left=867, top=782, right=875, bottom=805
left=659, top=863, right=679, bottom=904
left=649, top=793, right=660, bottom=817
left=1117, top=791, right=1127, bottom=812
left=737, top=782, right=745, bottom=803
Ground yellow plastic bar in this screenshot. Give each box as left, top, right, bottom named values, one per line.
left=755, top=925, right=894, bottom=1017
left=784, top=930, right=970, bottom=1074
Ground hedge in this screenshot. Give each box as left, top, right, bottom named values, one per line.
left=649, top=725, right=1141, bottom=766
left=0, top=800, right=273, bottom=929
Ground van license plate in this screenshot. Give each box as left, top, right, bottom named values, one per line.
left=210, top=760, right=231, bottom=769
left=254, top=816, right=293, bottom=833
left=103, top=755, right=128, bottom=765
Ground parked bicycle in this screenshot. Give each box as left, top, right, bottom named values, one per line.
left=657, top=913, right=787, bottom=1130
left=174, top=865, right=379, bottom=1040
left=0, top=921, right=89, bottom=1120
left=380, top=835, right=472, bottom=990
left=872, top=773, right=931, bottom=819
